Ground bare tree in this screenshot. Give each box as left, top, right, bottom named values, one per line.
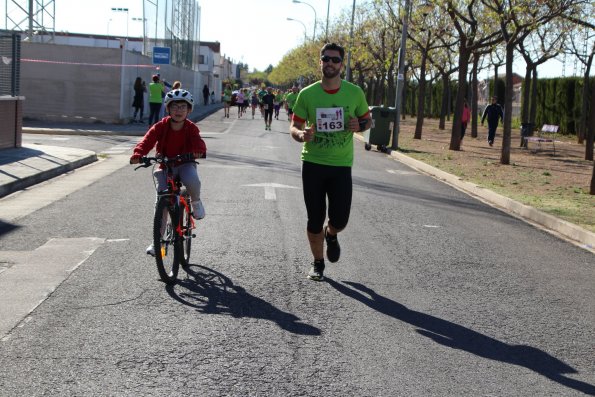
left=442, top=0, right=503, bottom=151
left=516, top=21, right=566, bottom=146
left=482, top=0, right=585, bottom=165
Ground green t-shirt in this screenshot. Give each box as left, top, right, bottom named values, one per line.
left=284, top=92, right=298, bottom=108
left=292, top=80, right=369, bottom=167
left=149, top=82, right=164, bottom=103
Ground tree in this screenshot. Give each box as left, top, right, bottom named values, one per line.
left=482, top=0, right=585, bottom=165
left=442, top=0, right=503, bottom=151
left=517, top=22, right=566, bottom=146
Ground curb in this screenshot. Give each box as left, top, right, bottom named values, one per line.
left=354, top=133, right=595, bottom=253
left=23, top=104, right=224, bottom=137
left=0, top=153, right=97, bottom=199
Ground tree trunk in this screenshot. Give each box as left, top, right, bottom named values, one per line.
left=520, top=64, right=532, bottom=147
left=587, top=78, right=595, bottom=162
left=414, top=51, right=428, bottom=139
left=439, top=75, right=448, bottom=130
left=580, top=53, right=593, bottom=146
left=494, top=64, right=499, bottom=95
left=500, top=42, right=514, bottom=165
left=590, top=80, right=595, bottom=194
left=450, top=49, right=470, bottom=150
left=529, top=67, right=538, bottom=127
left=472, top=54, right=480, bottom=138
left=521, top=65, right=531, bottom=124
left=447, top=81, right=452, bottom=121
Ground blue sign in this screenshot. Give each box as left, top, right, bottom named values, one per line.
left=153, top=47, right=171, bottom=65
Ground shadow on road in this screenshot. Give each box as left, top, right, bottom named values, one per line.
left=0, top=220, right=20, bottom=238
left=165, top=264, right=321, bottom=336
left=326, top=278, right=595, bottom=396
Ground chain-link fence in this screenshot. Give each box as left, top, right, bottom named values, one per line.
left=0, top=32, right=20, bottom=96
left=143, top=0, right=200, bottom=70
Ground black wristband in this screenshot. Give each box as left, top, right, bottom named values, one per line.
left=358, top=119, right=368, bottom=132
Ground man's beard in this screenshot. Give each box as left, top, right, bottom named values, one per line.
left=322, top=66, right=341, bottom=78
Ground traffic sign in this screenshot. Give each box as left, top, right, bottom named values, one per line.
left=153, top=47, right=171, bottom=65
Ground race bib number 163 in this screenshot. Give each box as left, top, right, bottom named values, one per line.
left=316, top=107, right=344, bottom=132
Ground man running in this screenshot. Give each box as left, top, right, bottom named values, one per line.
left=284, top=86, right=299, bottom=121
left=290, top=43, right=371, bottom=281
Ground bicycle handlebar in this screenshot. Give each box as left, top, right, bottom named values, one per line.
left=133, top=153, right=202, bottom=170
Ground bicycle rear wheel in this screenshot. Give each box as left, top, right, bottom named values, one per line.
left=153, top=197, right=180, bottom=284
left=179, top=191, right=193, bottom=269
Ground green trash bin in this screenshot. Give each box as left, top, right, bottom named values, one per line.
left=363, top=106, right=395, bottom=152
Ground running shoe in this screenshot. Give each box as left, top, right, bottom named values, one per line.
left=146, top=243, right=155, bottom=256
left=307, top=260, right=325, bottom=281
left=324, top=226, right=341, bottom=263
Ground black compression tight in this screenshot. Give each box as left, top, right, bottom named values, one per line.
left=302, top=161, right=352, bottom=234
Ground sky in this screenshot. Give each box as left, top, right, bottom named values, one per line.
left=3, top=0, right=586, bottom=78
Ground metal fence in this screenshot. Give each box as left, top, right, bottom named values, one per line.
left=0, top=32, right=20, bottom=96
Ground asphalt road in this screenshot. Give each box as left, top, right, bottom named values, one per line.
left=0, top=109, right=593, bottom=396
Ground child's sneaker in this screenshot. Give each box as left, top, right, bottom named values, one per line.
left=192, top=199, right=205, bottom=219
left=146, top=243, right=155, bottom=256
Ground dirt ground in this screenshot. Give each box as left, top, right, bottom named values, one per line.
left=365, top=117, right=595, bottom=233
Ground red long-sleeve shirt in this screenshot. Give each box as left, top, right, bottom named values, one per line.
left=132, top=117, right=207, bottom=163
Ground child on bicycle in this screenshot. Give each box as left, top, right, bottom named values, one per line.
left=129, top=89, right=207, bottom=256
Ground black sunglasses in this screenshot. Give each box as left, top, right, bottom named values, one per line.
left=321, top=55, right=343, bottom=64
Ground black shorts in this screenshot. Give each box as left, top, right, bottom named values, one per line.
left=302, top=161, right=352, bottom=233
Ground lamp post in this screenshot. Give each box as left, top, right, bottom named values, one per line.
left=325, top=0, right=330, bottom=42
left=345, top=0, right=356, bottom=82
left=287, top=17, right=308, bottom=41
left=390, top=0, right=411, bottom=151
left=111, top=7, right=129, bottom=49
left=390, top=0, right=432, bottom=150
left=106, top=18, right=112, bottom=48
left=292, top=0, right=316, bottom=41
left=132, top=17, right=146, bottom=55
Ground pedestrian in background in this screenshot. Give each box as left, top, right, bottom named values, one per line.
left=203, top=84, right=210, bottom=106
left=262, top=87, right=275, bottom=130
left=290, top=42, right=371, bottom=281
left=481, top=96, right=504, bottom=146
left=132, top=77, right=146, bottom=123
left=460, top=99, right=471, bottom=145
left=148, top=74, right=165, bottom=125
left=223, top=84, right=232, bottom=118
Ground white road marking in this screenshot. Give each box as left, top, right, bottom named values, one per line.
left=423, top=225, right=441, bottom=228
left=242, top=183, right=300, bottom=200
left=387, top=169, right=417, bottom=175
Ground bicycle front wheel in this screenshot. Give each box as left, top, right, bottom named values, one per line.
left=179, top=192, right=193, bottom=269
left=153, top=197, right=180, bottom=284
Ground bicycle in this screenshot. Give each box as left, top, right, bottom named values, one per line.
left=134, top=154, right=199, bottom=284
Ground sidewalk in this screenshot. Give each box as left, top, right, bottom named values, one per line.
left=0, top=103, right=222, bottom=199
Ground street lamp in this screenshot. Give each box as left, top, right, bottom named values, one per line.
left=292, top=0, right=316, bottom=41
left=287, top=17, right=308, bottom=41
left=106, top=18, right=112, bottom=48
left=132, top=17, right=146, bottom=54
left=345, top=0, right=356, bottom=82
left=390, top=0, right=432, bottom=150
left=325, top=0, right=330, bottom=42
left=111, top=7, right=129, bottom=48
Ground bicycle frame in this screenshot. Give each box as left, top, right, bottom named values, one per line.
left=136, top=155, right=198, bottom=240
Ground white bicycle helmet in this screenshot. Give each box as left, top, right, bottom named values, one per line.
left=164, top=89, right=194, bottom=109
